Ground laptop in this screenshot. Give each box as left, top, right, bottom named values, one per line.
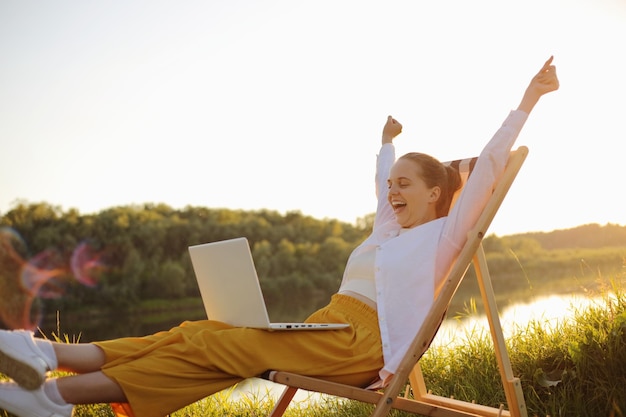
left=188, top=237, right=349, bottom=331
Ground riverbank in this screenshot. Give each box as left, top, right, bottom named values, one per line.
left=180, top=285, right=626, bottom=416
left=14, top=282, right=619, bottom=417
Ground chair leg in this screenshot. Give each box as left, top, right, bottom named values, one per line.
left=268, top=386, right=298, bottom=417
left=473, top=247, right=528, bottom=417
left=408, top=362, right=427, bottom=400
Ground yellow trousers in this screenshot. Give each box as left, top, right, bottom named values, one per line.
left=95, top=294, right=383, bottom=417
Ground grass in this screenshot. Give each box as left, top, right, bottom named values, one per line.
left=2, top=280, right=625, bottom=417
left=419, top=279, right=626, bottom=417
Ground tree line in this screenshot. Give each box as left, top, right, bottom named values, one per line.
left=0, top=202, right=372, bottom=327
left=1, top=202, right=624, bottom=328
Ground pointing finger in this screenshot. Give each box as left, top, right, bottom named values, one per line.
left=540, top=56, right=554, bottom=73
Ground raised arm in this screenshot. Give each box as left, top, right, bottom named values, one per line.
left=435, top=57, right=559, bottom=288
left=373, top=116, right=403, bottom=229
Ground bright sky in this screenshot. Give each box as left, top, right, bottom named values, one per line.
left=1, top=0, right=625, bottom=237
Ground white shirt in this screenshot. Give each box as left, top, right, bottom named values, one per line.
left=343, top=110, right=529, bottom=382
left=338, top=245, right=377, bottom=304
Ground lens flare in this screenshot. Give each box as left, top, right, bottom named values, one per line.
left=70, top=241, right=105, bottom=288
left=22, top=248, right=68, bottom=299
left=0, top=228, right=38, bottom=330
left=0, top=227, right=107, bottom=330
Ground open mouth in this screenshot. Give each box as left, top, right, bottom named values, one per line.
left=391, top=200, right=407, bottom=213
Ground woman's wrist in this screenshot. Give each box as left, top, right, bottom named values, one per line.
left=517, top=91, right=540, bottom=114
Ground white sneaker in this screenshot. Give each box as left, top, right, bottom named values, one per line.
left=0, top=381, right=73, bottom=417
left=0, top=330, right=53, bottom=390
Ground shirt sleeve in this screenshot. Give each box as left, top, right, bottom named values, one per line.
left=373, top=143, right=397, bottom=230
left=434, top=110, right=529, bottom=289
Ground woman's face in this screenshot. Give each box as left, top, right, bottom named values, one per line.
left=387, top=159, right=440, bottom=228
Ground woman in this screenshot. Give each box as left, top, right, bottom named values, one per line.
left=0, top=57, right=559, bottom=417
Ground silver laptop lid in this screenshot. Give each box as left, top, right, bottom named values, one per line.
left=188, top=237, right=272, bottom=328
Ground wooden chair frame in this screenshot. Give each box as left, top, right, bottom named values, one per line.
left=264, top=146, right=530, bottom=417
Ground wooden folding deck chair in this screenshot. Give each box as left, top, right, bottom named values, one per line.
left=264, top=146, right=530, bottom=417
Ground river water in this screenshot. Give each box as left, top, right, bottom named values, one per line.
left=435, top=293, right=606, bottom=345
